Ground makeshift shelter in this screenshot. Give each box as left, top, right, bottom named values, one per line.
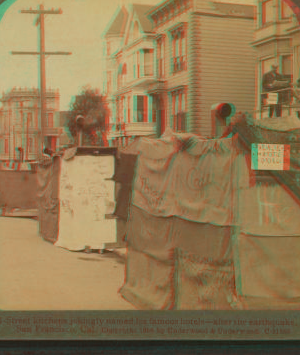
left=118, top=124, right=300, bottom=310
left=232, top=116, right=300, bottom=309
left=37, top=147, right=118, bottom=250
left=118, top=132, right=243, bottom=309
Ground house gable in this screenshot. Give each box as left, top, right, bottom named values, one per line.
left=103, top=6, right=128, bottom=38
left=124, top=13, right=143, bottom=46
left=123, top=4, right=153, bottom=47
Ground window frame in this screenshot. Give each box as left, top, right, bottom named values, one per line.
left=136, top=95, right=148, bottom=123
left=170, top=88, right=187, bottom=132
left=261, top=0, right=273, bottom=27
left=280, top=1, right=293, bottom=20
left=27, top=112, right=33, bottom=127
left=47, top=112, right=54, bottom=128
left=4, top=138, right=8, bottom=154
left=156, top=36, right=165, bottom=78
left=170, top=24, right=187, bottom=74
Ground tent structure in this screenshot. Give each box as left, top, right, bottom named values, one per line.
left=117, top=125, right=300, bottom=310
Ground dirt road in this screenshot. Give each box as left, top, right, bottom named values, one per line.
left=0, top=217, right=134, bottom=310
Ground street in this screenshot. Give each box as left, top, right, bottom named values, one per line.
left=0, top=217, right=135, bottom=310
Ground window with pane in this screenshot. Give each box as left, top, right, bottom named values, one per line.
left=281, top=55, right=292, bottom=76
left=127, top=96, right=131, bottom=123
left=27, top=112, right=33, bottom=127
left=122, top=63, right=127, bottom=85
left=171, top=26, right=187, bottom=73
left=135, top=51, right=140, bottom=78
left=5, top=139, right=8, bottom=154
left=144, top=49, right=154, bottom=76
left=171, top=89, right=186, bottom=131
left=157, top=37, right=165, bottom=78
left=152, top=96, right=160, bottom=123
left=281, top=1, right=293, bottom=20
left=261, top=57, right=275, bottom=77
left=136, top=95, right=148, bottom=122
left=261, top=0, right=273, bottom=26
left=47, top=112, right=54, bottom=127
left=118, top=97, right=124, bottom=124
left=107, top=71, right=112, bottom=93
left=28, top=137, right=32, bottom=153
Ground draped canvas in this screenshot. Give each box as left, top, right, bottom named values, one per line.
left=120, top=205, right=175, bottom=310
left=235, top=232, right=300, bottom=299
left=120, top=132, right=300, bottom=309
left=132, top=135, right=239, bottom=226
left=175, top=248, right=236, bottom=310
left=37, top=156, right=60, bottom=243
left=121, top=205, right=236, bottom=310
left=238, top=182, right=300, bottom=236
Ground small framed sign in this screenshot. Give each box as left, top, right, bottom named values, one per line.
left=251, top=143, right=290, bottom=170
left=266, top=92, right=278, bottom=105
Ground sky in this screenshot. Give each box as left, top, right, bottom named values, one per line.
left=0, top=0, right=254, bottom=111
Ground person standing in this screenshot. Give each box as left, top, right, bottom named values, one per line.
left=262, top=63, right=283, bottom=118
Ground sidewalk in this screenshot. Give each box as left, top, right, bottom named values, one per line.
left=0, top=217, right=134, bottom=311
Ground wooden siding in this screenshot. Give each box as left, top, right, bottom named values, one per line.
left=277, top=38, right=292, bottom=53
left=187, top=12, right=202, bottom=134
left=189, top=15, right=256, bottom=137
left=257, top=41, right=276, bottom=58
left=154, top=12, right=190, bottom=128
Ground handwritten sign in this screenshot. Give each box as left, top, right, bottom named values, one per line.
left=251, top=143, right=290, bottom=170
left=57, top=155, right=116, bottom=250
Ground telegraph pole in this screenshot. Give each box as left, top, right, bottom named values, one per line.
left=11, top=5, right=71, bottom=157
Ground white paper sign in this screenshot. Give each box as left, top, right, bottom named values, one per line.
left=266, top=93, right=278, bottom=105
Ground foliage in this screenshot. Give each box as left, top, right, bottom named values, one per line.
left=67, top=86, right=109, bottom=146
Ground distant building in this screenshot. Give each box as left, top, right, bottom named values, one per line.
left=102, top=1, right=256, bottom=146
left=0, top=87, right=66, bottom=162
left=252, top=0, right=300, bottom=119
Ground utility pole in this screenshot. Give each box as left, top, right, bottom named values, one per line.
left=11, top=5, right=71, bottom=157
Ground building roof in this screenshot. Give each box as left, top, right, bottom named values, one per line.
left=148, top=0, right=254, bottom=19
left=132, top=4, right=153, bottom=33
left=0, top=87, right=59, bottom=101
left=212, top=2, right=255, bottom=19
left=104, top=6, right=128, bottom=36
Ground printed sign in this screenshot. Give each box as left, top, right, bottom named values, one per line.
left=266, top=93, right=278, bottom=105
left=251, top=143, right=290, bottom=170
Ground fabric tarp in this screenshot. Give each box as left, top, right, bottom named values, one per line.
left=120, top=205, right=236, bottom=310
left=132, top=135, right=243, bottom=226
left=175, top=248, right=236, bottom=310
left=37, top=156, right=60, bottom=243
left=120, top=205, right=175, bottom=310
left=55, top=155, right=117, bottom=251
left=234, top=231, right=300, bottom=299
left=113, top=152, right=138, bottom=221
left=238, top=181, right=300, bottom=236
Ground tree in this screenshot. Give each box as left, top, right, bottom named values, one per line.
left=67, top=86, right=109, bottom=146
